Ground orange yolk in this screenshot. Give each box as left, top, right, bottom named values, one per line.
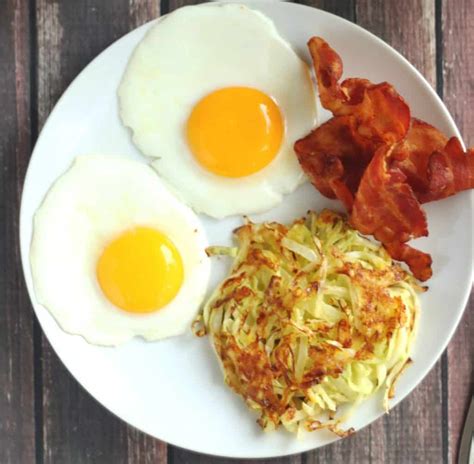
left=186, top=87, right=284, bottom=177
left=96, top=227, right=183, bottom=313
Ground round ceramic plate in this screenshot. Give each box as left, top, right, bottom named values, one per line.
left=20, top=0, right=473, bottom=459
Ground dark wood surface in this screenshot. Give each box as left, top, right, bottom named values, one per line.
left=0, top=0, right=472, bottom=462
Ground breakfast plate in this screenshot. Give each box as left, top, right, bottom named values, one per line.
left=20, top=0, right=473, bottom=458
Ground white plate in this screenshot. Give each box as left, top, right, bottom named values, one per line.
left=20, top=1, right=473, bottom=459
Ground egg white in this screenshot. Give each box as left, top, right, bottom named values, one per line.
left=118, top=3, right=317, bottom=218
left=30, top=155, right=210, bottom=346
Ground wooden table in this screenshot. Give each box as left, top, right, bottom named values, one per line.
left=1, top=0, right=472, bottom=462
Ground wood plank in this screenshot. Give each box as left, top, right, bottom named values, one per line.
left=439, top=0, right=474, bottom=146
left=35, top=1, right=166, bottom=462
left=355, top=2, right=444, bottom=463
left=442, top=0, right=474, bottom=461
left=446, top=294, right=474, bottom=463
left=357, top=0, right=436, bottom=87
left=441, top=2, right=474, bottom=142
left=297, top=0, right=356, bottom=22
left=0, top=0, right=36, bottom=463
left=161, top=0, right=205, bottom=13
left=167, top=453, right=300, bottom=464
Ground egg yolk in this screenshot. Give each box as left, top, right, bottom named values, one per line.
left=186, top=87, right=284, bottom=178
left=96, top=227, right=183, bottom=313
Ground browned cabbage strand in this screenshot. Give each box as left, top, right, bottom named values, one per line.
left=194, top=210, right=423, bottom=436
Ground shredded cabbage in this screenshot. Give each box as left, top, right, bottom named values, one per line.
left=194, top=210, right=423, bottom=437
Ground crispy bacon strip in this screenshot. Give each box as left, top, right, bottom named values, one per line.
left=421, top=138, right=474, bottom=202
left=390, top=119, right=448, bottom=195
left=308, top=37, right=411, bottom=144
left=294, top=116, right=378, bottom=209
left=350, top=145, right=431, bottom=280
left=383, top=242, right=432, bottom=282
left=351, top=145, right=428, bottom=242
left=391, top=119, right=474, bottom=202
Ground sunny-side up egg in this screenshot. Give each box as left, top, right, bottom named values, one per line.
left=30, top=155, right=210, bottom=346
left=118, top=3, right=317, bottom=218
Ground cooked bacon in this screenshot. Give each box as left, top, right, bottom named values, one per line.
left=307, top=36, right=345, bottom=111
left=296, top=36, right=474, bottom=281
left=350, top=145, right=430, bottom=280
left=422, top=138, right=474, bottom=202
left=294, top=116, right=378, bottom=209
left=296, top=38, right=411, bottom=209
left=390, top=119, right=448, bottom=196
left=391, top=119, right=474, bottom=202
left=351, top=145, right=428, bottom=243
left=383, top=242, right=432, bottom=282
left=308, top=37, right=411, bottom=144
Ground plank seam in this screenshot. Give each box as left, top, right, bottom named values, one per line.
left=28, top=0, right=44, bottom=462
left=435, top=0, right=444, bottom=99
left=435, top=1, right=449, bottom=461
left=167, top=446, right=175, bottom=464
left=33, top=322, right=44, bottom=464
left=441, top=353, right=449, bottom=464
left=161, top=0, right=170, bottom=15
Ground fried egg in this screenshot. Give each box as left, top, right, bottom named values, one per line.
left=119, top=3, right=317, bottom=218
left=30, top=155, right=210, bottom=346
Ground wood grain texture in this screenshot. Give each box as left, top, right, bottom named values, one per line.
left=162, top=0, right=205, bottom=13
left=357, top=0, right=436, bottom=87
left=446, top=295, right=474, bottom=463
left=297, top=0, right=355, bottom=20
left=442, top=0, right=474, bottom=144
left=0, top=0, right=36, bottom=463
left=35, top=1, right=165, bottom=463
left=442, top=0, right=474, bottom=462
